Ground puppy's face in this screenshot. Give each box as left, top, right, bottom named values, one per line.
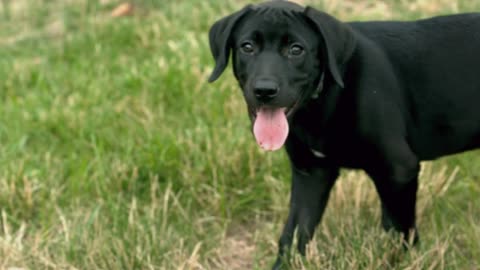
left=230, top=8, right=323, bottom=150
left=208, top=1, right=354, bottom=151
left=231, top=9, right=323, bottom=121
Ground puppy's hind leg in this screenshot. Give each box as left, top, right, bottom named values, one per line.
left=367, top=141, right=421, bottom=246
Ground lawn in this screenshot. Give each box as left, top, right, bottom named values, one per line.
left=0, top=0, right=479, bottom=269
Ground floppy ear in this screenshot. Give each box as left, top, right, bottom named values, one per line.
left=304, top=7, right=356, bottom=88
left=208, top=5, right=252, bottom=83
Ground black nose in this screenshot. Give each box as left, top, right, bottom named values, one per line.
left=254, top=79, right=279, bottom=102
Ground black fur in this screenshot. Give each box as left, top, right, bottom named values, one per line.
left=208, top=1, right=480, bottom=269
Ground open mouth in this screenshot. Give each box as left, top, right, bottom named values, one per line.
left=249, top=101, right=300, bottom=151
left=249, top=101, right=299, bottom=120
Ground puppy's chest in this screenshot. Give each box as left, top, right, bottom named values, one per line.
left=291, top=121, right=365, bottom=168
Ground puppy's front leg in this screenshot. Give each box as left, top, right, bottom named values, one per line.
left=273, top=166, right=338, bottom=270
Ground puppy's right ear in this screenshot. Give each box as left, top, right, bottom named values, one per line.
left=208, top=5, right=252, bottom=83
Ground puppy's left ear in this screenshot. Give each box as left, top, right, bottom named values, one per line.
left=208, top=5, right=252, bottom=83
left=304, top=7, right=356, bottom=88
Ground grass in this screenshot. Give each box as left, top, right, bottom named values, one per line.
left=0, top=0, right=479, bottom=269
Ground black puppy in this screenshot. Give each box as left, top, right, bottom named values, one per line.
left=208, top=0, right=480, bottom=268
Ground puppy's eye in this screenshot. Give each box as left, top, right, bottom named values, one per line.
left=240, top=42, right=255, bottom=54
left=289, top=44, right=304, bottom=56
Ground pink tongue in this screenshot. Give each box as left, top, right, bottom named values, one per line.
left=253, top=107, right=289, bottom=151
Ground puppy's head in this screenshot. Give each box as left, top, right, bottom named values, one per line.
left=208, top=1, right=355, bottom=151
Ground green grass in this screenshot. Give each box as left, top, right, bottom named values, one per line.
left=0, top=0, right=479, bottom=269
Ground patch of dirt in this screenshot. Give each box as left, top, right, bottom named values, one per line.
left=110, top=2, right=134, bottom=17
left=211, top=226, right=256, bottom=270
